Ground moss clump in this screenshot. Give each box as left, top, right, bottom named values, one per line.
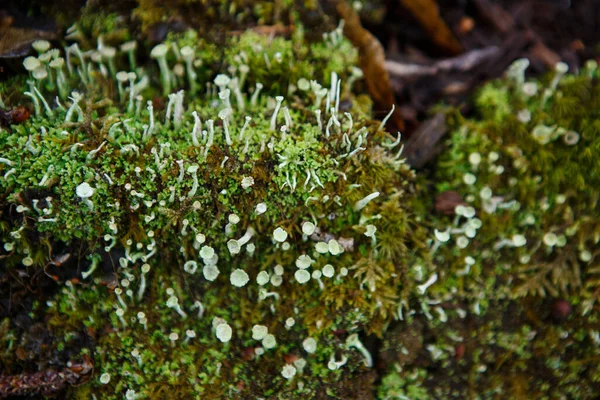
left=0, top=25, right=429, bottom=398
left=390, top=60, right=600, bottom=398
left=431, top=60, right=600, bottom=302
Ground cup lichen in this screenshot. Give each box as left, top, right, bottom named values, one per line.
left=0, top=22, right=429, bottom=398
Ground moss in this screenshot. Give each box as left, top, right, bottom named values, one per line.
left=431, top=61, right=600, bottom=302
left=377, top=367, right=430, bottom=400
left=0, top=22, right=429, bottom=398
left=398, top=60, right=600, bottom=398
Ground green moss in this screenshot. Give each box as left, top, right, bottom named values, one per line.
left=402, top=60, right=600, bottom=398
left=0, top=24, right=428, bottom=398
left=432, top=60, right=600, bottom=302
left=377, top=367, right=430, bottom=400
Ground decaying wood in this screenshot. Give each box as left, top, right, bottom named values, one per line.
left=385, top=46, right=500, bottom=78
left=332, top=0, right=405, bottom=131
left=0, top=356, right=93, bottom=396
left=472, top=0, right=561, bottom=70
left=398, top=0, right=463, bottom=56
left=473, top=0, right=515, bottom=34
left=436, top=46, right=500, bottom=72
left=403, top=113, right=447, bottom=168
left=529, top=36, right=561, bottom=68
left=0, top=14, right=56, bottom=58
left=385, top=61, right=438, bottom=78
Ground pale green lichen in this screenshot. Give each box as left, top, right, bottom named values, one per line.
left=0, top=24, right=429, bottom=399
left=432, top=59, right=600, bottom=303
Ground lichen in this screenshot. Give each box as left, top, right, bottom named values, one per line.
left=387, top=59, right=600, bottom=398
left=0, top=23, right=429, bottom=398
left=432, top=60, right=600, bottom=302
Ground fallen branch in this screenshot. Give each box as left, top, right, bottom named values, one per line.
left=385, top=46, right=501, bottom=79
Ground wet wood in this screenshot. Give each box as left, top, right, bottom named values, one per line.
left=473, top=0, right=515, bottom=34
left=403, top=112, right=447, bottom=168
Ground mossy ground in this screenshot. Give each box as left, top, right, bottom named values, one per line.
left=375, top=61, right=600, bottom=399
left=1, top=5, right=600, bottom=400
left=0, top=19, right=431, bottom=399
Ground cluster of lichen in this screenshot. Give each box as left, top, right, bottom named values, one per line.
left=4, top=6, right=600, bottom=398
left=431, top=59, right=600, bottom=303
left=0, top=23, right=432, bottom=398
left=374, top=60, right=600, bottom=398
left=378, top=298, right=600, bottom=399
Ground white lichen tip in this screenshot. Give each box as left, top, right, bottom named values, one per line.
left=295, top=255, right=313, bottom=269
left=252, top=325, right=268, bottom=340
left=120, top=40, right=137, bottom=52
left=511, top=234, right=527, bottom=247
left=241, top=176, right=255, bottom=189
left=302, top=221, right=316, bottom=236
left=364, top=224, right=377, bottom=238
left=187, top=164, right=200, bottom=174
left=99, top=373, right=111, bottom=384
left=203, top=265, right=220, bottom=281
left=555, top=61, right=569, bottom=74
left=76, top=182, right=95, bottom=198
left=297, top=78, right=310, bottom=91
left=214, top=74, right=230, bottom=88
left=315, top=242, right=329, bottom=254
left=543, top=232, right=558, bottom=247
left=256, top=271, right=269, bottom=285
left=99, top=46, right=116, bottom=58
left=186, top=329, right=196, bottom=339
left=227, top=239, right=241, bottom=255
left=322, top=264, right=335, bottom=278
left=302, top=337, right=317, bottom=353
left=180, top=46, right=194, bottom=58
left=183, top=260, right=198, bottom=274
left=49, top=57, right=64, bottom=69
left=199, top=245, right=215, bottom=260
left=281, top=364, right=297, bottom=380
left=150, top=43, right=168, bottom=58
left=216, top=323, right=233, bottom=343
left=230, top=269, right=250, bottom=287
left=294, top=269, right=311, bottom=284
left=116, top=71, right=129, bottom=82
left=32, top=40, right=51, bottom=53
left=33, top=67, right=48, bottom=80
left=354, top=192, right=380, bottom=212
left=273, top=227, right=288, bottom=242
left=262, top=333, right=277, bottom=349
left=434, top=229, right=450, bottom=243
left=255, top=203, right=267, bottom=215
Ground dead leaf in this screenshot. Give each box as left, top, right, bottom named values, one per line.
left=332, top=0, right=405, bottom=131
left=399, top=0, right=463, bottom=56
